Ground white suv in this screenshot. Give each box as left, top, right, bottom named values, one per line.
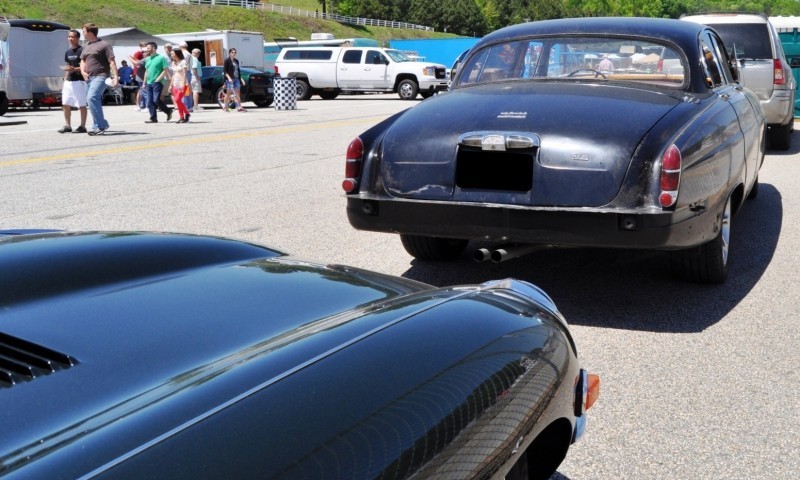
left=682, top=13, right=796, bottom=150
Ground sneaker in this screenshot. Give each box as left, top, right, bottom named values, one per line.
left=87, top=128, right=107, bottom=136
left=73, top=126, right=87, bottom=134
left=57, top=126, right=72, bottom=133
left=145, top=119, right=158, bottom=123
left=237, top=107, right=247, bottom=112
left=185, top=114, right=190, bottom=123
left=166, top=109, right=173, bottom=122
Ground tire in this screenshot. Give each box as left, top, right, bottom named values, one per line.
left=216, top=86, right=233, bottom=109
left=0, top=93, right=8, bottom=116
left=397, top=79, right=418, bottom=100
left=253, top=96, right=273, bottom=108
left=669, top=195, right=731, bottom=283
left=419, top=91, right=434, bottom=99
left=295, top=79, right=312, bottom=101
left=319, top=90, right=339, bottom=100
left=768, top=122, right=792, bottom=151
left=400, top=234, right=467, bottom=261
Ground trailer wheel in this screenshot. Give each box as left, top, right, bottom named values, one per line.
left=0, top=93, right=8, bottom=116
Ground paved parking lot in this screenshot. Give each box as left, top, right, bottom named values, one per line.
left=1, top=96, right=798, bottom=479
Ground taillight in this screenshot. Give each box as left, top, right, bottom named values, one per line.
left=274, top=66, right=279, bottom=75
left=659, top=144, right=681, bottom=207
left=342, top=137, right=364, bottom=193
left=656, top=58, right=664, bottom=73
left=773, top=59, right=786, bottom=85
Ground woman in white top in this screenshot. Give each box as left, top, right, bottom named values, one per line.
left=169, top=49, right=190, bottom=123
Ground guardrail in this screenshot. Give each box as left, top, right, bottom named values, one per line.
left=151, top=0, right=435, bottom=31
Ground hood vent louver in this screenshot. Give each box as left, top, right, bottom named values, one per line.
left=0, top=332, right=78, bottom=388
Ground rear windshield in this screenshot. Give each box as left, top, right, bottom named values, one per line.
left=456, top=36, right=687, bottom=88
left=707, top=24, right=772, bottom=59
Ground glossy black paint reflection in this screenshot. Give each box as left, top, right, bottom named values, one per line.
left=0, top=232, right=584, bottom=479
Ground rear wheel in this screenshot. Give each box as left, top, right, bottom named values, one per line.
left=253, top=96, right=273, bottom=108
left=768, top=122, right=793, bottom=150
left=400, top=234, right=467, bottom=261
left=216, top=86, right=235, bottom=109
left=669, top=195, right=731, bottom=283
left=295, top=79, right=312, bottom=100
left=397, top=79, right=418, bottom=100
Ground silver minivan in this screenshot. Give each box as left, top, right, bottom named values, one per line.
left=682, top=13, right=795, bottom=150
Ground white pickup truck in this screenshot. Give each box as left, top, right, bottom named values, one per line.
left=274, top=47, right=448, bottom=100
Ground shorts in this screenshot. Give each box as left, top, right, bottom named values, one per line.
left=225, top=78, right=241, bottom=90
left=62, top=80, right=87, bottom=108
left=191, top=78, right=202, bottom=93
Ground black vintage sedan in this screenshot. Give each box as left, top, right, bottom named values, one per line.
left=0, top=231, right=598, bottom=479
left=344, top=17, right=766, bottom=283
left=199, top=65, right=274, bottom=108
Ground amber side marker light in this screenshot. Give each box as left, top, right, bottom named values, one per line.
left=586, top=373, right=600, bottom=410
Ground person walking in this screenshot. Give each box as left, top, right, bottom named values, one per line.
left=129, top=41, right=148, bottom=111
left=178, top=42, right=195, bottom=112
left=58, top=29, right=87, bottom=134
left=169, top=49, right=190, bottom=123
left=142, top=41, right=173, bottom=123
left=223, top=48, right=246, bottom=112
left=190, top=48, right=203, bottom=110
left=79, top=23, right=118, bottom=135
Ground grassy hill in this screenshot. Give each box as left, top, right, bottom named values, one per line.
left=1, top=0, right=455, bottom=44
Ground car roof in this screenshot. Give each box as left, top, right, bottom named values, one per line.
left=680, top=13, right=770, bottom=24
left=478, top=16, right=706, bottom=47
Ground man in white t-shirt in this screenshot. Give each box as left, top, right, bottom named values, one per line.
left=190, top=48, right=203, bottom=111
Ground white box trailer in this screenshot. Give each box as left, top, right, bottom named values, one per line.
left=0, top=18, right=70, bottom=115
left=157, top=30, right=265, bottom=71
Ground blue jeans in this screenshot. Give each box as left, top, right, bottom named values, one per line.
left=138, top=80, right=148, bottom=108
left=145, top=81, right=171, bottom=120
left=86, top=76, right=109, bottom=130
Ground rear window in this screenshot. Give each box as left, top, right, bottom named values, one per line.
left=282, top=50, right=333, bottom=61
left=456, top=36, right=687, bottom=88
left=707, top=24, right=772, bottom=59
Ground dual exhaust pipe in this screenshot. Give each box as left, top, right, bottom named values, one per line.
left=473, top=244, right=549, bottom=263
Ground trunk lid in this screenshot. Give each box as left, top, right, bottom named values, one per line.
left=379, top=82, right=681, bottom=207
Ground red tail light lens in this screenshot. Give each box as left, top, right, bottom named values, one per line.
left=274, top=66, right=279, bottom=76
left=773, top=59, right=786, bottom=85
left=660, top=144, right=681, bottom=207
left=656, top=58, right=664, bottom=73
left=343, top=137, right=364, bottom=193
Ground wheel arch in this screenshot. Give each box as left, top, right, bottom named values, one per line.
left=393, top=73, right=418, bottom=91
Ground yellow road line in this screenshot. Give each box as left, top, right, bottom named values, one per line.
left=0, top=117, right=375, bottom=167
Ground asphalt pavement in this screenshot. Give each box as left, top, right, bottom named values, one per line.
left=1, top=97, right=798, bottom=479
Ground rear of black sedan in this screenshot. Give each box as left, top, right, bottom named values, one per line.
left=344, top=17, right=765, bottom=283
left=0, top=231, right=598, bottom=479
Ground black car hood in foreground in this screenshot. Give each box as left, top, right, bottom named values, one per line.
left=379, top=81, right=686, bottom=207
left=0, top=232, right=581, bottom=479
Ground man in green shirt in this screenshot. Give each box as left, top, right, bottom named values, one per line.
left=142, top=42, right=173, bottom=123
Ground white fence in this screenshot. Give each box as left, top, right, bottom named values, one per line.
left=152, top=0, right=435, bottom=31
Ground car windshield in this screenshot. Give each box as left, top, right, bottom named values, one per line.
left=456, top=36, right=687, bottom=88
left=385, top=49, right=412, bottom=62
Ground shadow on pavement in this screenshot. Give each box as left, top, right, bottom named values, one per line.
left=402, top=184, right=782, bottom=333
